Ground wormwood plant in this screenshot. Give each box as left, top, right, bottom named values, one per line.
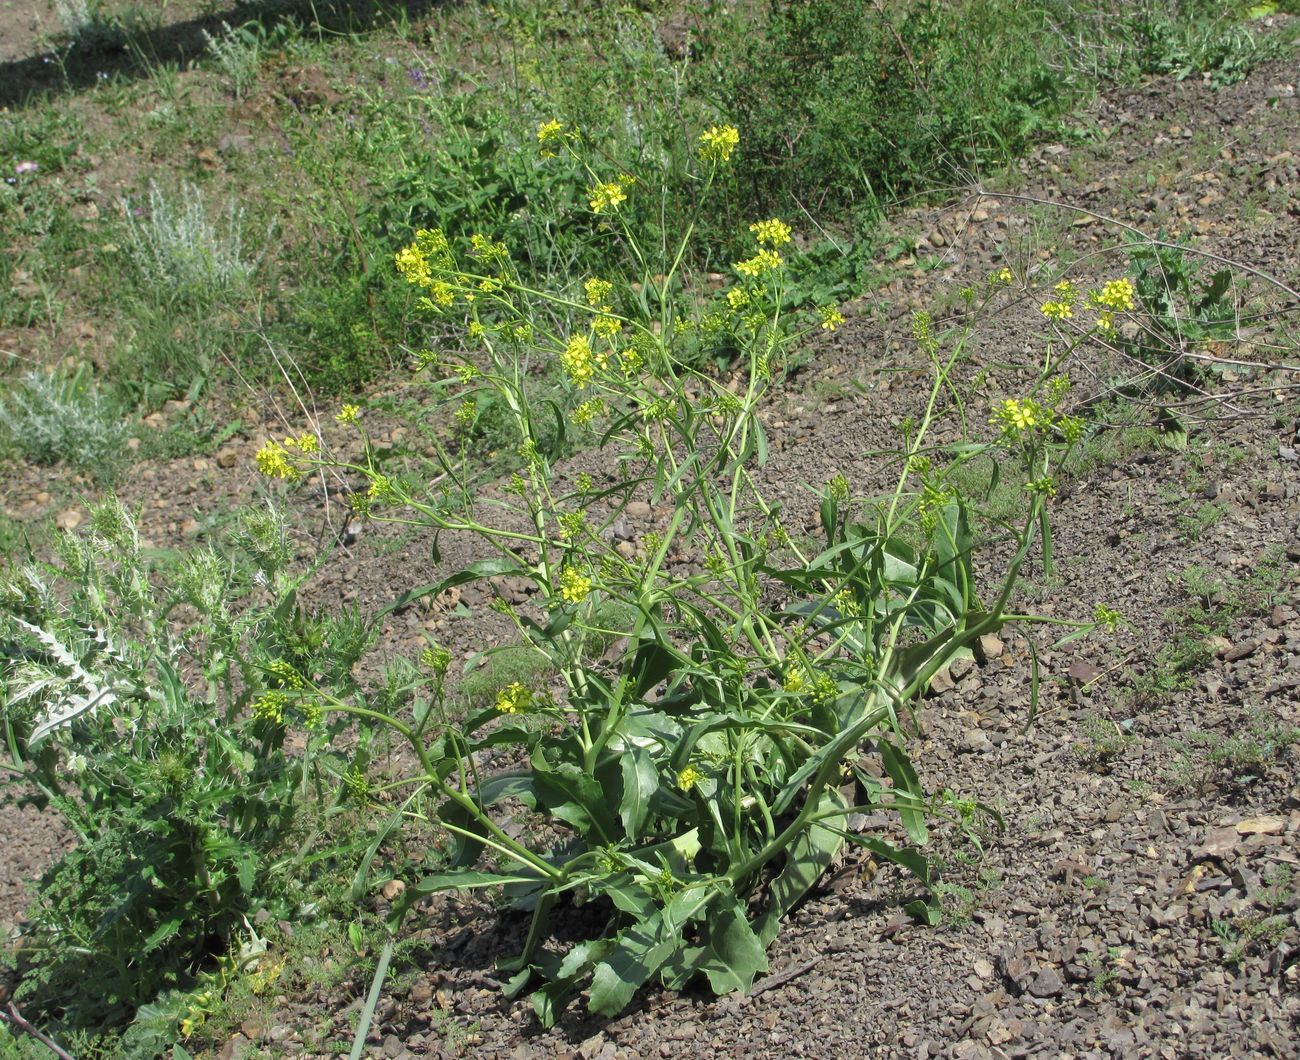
left=0, top=499, right=376, bottom=1031
left=258, top=123, right=1102, bottom=1022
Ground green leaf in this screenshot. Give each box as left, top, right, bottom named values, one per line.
left=837, top=831, right=930, bottom=887
left=697, top=896, right=768, bottom=995
left=754, top=788, right=847, bottom=946
left=618, top=744, right=660, bottom=841
left=375, top=557, right=522, bottom=621
left=877, top=739, right=928, bottom=845
left=407, top=869, right=542, bottom=893
left=587, top=914, right=678, bottom=1017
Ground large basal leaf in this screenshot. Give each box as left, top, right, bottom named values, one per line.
left=618, top=743, right=660, bottom=841
left=695, top=894, right=768, bottom=995
left=754, top=787, right=848, bottom=947
left=587, top=913, right=678, bottom=1017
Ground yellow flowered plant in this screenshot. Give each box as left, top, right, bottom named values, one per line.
left=990, top=397, right=1046, bottom=440
left=255, top=439, right=300, bottom=481
left=496, top=681, right=533, bottom=714
left=558, top=566, right=592, bottom=604
left=560, top=334, right=605, bottom=389
left=335, top=403, right=361, bottom=425
left=1040, top=300, right=1073, bottom=322
left=819, top=306, right=845, bottom=331
left=749, top=218, right=792, bottom=247
left=584, top=277, right=613, bottom=307
left=734, top=248, right=782, bottom=278
left=537, top=119, right=564, bottom=157
left=676, top=764, right=703, bottom=792
left=1094, top=277, right=1136, bottom=312
left=588, top=175, right=635, bottom=214
left=698, top=124, right=739, bottom=164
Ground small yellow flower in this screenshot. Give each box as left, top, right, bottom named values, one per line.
left=1040, top=300, right=1073, bottom=322
left=588, top=175, right=634, bottom=213
left=698, top=124, right=739, bottom=164
left=255, top=440, right=300, bottom=481
left=991, top=267, right=1014, bottom=286
left=676, top=764, right=703, bottom=792
left=572, top=398, right=604, bottom=426
left=496, top=681, right=533, bottom=714
left=294, top=432, right=319, bottom=454
left=733, top=248, right=782, bottom=278
left=749, top=218, right=792, bottom=247
left=593, top=313, right=622, bottom=341
left=557, top=511, right=587, bottom=539
left=1095, top=277, right=1136, bottom=312
left=558, top=566, right=592, bottom=604
left=1095, top=311, right=1114, bottom=334
left=819, top=306, right=845, bottom=331
left=468, top=320, right=486, bottom=339
left=394, top=244, right=432, bottom=288
left=783, top=667, right=807, bottom=693
left=252, top=690, right=286, bottom=724
left=336, top=404, right=361, bottom=425
left=990, top=397, right=1046, bottom=440
left=1054, top=279, right=1078, bottom=303
left=560, top=334, right=606, bottom=389
left=726, top=287, right=750, bottom=312
left=537, top=119, right=564, bottom=157
left=584, top=277, right=614, bottom=307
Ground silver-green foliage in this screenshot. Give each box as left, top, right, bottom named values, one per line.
left=0, top=497, right=378, bottom=1030
left=0, top=367, right=131, bottom=480
left=123, top=180, right=259, bottom=294
left=202, top=20, right=264, bottom=99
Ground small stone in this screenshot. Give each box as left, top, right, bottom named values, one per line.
left=1235, top=816, right=1285, bottom=836
left=55, top=509, right=83, bottom=531
left=962, top=729, right=993, bottom=754
left=1027, top=966, right=1064, bottom=998
left=973, top=958, right=995, bottom=979
left=382, top=1034, right=404, bottom=1058
left=216, top=447, right=241, bottom=469
left=1195, top=825, right=1240, bottom=860
left=1224, top=640, right=1257, bottom=662
left=381, top=879, right=406, bottom=900
left=625, top=501, right=653, bottom=520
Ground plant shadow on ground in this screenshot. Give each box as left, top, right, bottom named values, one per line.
left=0, top=1, right=449, bottom=107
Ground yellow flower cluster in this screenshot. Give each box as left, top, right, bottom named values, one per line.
left=676, top=764, right=703, bottom=792
left=1040, top=300, right=1073, bottom=321
left=749, top=218, right=792, bottom=247
left=558, top=566, right=592, bottom=604
left=991, top=267, right=1014, bottom=286
left=734, top=248, right=782, bottom=278
left=588, top=174, right=635, bottom=213
left=698, top=124, right=739, bottom=164
left=336, top=404, right=361, bottom=425
left=255, top=433, right=318, bottom=481
left=990, top=397, right=1046, bottom=439
left=783, top=667, right=807, bottom=693
left=560, top=334, right=607, bottom=389
left=1094, top=277, right=1136, bottom=312
left=395, top=229, right=456, bottom=308
left=584, top=277, right=613, bottom=307
left=572, top=398, right=604, bottom=426
left=991, top=396, right=1085, bottom=448
left=496, top=681, right=533, bottom=714
left=537, top=118, right=564, bottom=157
left=252, top=690, right=287, bottom=724
left=819, top=306, right=845, bottom=331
